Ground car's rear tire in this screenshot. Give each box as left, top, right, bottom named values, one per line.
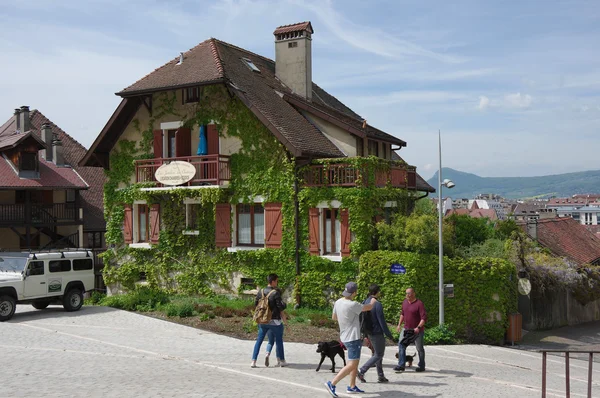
left=32, top=301, right=51, bottom=310
left=0, top=295, right=16, bottom=321
left=63, top=289, right=83, bottom=312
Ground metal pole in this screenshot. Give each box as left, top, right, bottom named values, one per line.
left=438, top=129, right=444, bottom=325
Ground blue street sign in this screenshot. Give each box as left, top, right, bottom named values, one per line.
left=390, top=263, right=406, bottom=274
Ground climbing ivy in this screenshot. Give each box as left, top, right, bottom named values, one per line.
left=101, top=84, right=423, bottom=307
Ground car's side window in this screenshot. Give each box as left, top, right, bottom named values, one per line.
left=73, top=259, right=93, bottom=271
left=49, top=260, right=71, bottom=273
left=28, top=261, right=44, bottom=276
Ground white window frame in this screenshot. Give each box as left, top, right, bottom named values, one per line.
left=230, top=196, right=265, bottom=250
left=130, top=200, right=151, bottom=248
left=183, top=198, right=201, bottom=234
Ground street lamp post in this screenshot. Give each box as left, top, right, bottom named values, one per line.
left=438, top=130, right=454, bottom=325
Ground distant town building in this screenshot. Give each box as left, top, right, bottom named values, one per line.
left=510, top=202, right=556, bottom=222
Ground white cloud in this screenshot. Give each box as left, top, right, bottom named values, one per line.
left=477, top=96, right=490, bottom=110
left=504, top=93, right=533, bottom=108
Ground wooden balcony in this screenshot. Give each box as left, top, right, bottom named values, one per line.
left=302, top=163, right=417, bottom=189
left=134, top=155, right=231, bottom=186
left=0, top=203, right=80, bottom=226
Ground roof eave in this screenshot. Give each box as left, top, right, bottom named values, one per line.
left=116, top=78, right=226, bottom=97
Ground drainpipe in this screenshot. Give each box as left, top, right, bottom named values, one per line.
left=294, top=165, right=302, bottom=308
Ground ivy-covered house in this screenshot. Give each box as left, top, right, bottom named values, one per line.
left=80, top=22, right=434, bottom=299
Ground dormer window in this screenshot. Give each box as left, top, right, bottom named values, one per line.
left=19, top=152, right=39, bottom=178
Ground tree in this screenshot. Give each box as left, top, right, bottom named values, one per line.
left=446, top=214, right=494, bottom=248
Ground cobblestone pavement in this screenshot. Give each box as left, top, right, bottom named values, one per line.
left=2, top=306, right=599, bottom=397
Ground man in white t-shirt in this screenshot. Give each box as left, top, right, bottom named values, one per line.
left=324, top=282, right=376, bottom=397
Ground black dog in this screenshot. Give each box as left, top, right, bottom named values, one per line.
left=395, top=351, right=416, bottom=367
left=316, top=340, right=347, bottom=373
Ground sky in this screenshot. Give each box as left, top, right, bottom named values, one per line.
left=1, top=0, right=599, bottom=179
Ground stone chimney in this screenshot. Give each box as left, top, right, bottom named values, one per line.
left=19, top=106, right=30, bottom=132
left=14, top=108, right=20, bottom=132
left=41, top=123, right=53, bottom=161
left=52, top=132, right=64, bottom=166
left=274, top=22, right=313, bottom=100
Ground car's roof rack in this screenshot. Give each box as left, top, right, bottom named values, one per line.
left=0, top=248, right=93, bottom=259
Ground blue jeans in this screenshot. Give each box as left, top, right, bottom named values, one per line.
left=252, top=323, right=284, bottom=361
left=344, top=339, right=362, bottom=361
left=398, top=329, right=425, bottom=369
left=266, top=329, right=275, bottom=355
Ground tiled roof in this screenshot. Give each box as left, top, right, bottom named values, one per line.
left=0, top=156, right=87, bottom=189
left=273, top=22, right=313, bottom=35
left=445, top=208, right=498, bottom=220
left=113, top=36, right=408, bottom=157
left=119, top=39, right=224, bottom=95
left=521, top=218, right=600, bottom=265
left=0, top=111, right=107, bottom=232
left=29, top=111, right=107, bottom=231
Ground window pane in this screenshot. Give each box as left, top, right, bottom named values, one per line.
left=49, top=260, right=71, bottom=273
left=139, top=206, right=148, bottom=242
left=325, top=210, right=332, bottom=254
left=73, top=259, right=93, bottom=271
left=238, top=212, right=251, bottom=244
left=28, top=261, right=44, bottom=276
left=254, top=210, right=264, bottom=244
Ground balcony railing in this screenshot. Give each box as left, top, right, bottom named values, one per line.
left=135, top=155, right=231, bottom=186
left=0, top=203, right=80, bottom=225
left=302, top=162, right=417, bottom=189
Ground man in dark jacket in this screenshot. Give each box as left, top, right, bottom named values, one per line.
left=251, top=274, right=287, bottom=368
left=357, top=284, right=395, bottom=383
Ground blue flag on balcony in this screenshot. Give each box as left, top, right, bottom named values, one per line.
left=197, top=125, right=207, bottom=155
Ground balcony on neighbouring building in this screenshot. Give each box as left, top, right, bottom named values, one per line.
left=134, top=154, right=231, bottom=186
left=0, top=203, right=81, bottom=226
left=302, top=161, right=417, bottom=189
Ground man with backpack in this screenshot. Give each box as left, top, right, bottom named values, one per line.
left=324, top=282, right=376, bottom=397
left=251, top=274, right=287, bottom=368
left=357, top=284, right=395, bottom=383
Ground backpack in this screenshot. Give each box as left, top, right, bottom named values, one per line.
left=253, top=288, right=277, bottom=324
left=359, top=310, right=374, bottom=336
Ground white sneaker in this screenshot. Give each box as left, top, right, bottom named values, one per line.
left=250, top=361, right=257, bottom=368
left=277, top=360, right=288, bottom=367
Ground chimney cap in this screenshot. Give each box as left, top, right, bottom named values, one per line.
left=14, top=108, right=20, bottom=115
left=41, top=123, right=52, bottom=130
left=20, top=105, right=30, bottom=111
left=274, top=21, right=313, bottom=36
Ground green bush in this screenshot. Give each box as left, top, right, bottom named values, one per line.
left=165, top=302, right=195, bottom=317
left=99, top=287, right=170, bottom=312
left=84, top=291, right=106, bottom=305
left=357, top=251, right=517, bottom=344
left=424, top=324, right=459, bottom=345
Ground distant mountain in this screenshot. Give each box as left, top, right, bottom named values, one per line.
left=427, top=168, right=600, bottom=199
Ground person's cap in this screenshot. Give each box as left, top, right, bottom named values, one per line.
left=342, top=282, right=358, bottom=297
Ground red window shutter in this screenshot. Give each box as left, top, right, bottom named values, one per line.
left=264, top=203, right=283, bottom=248
left=123, top=205, right=133, bottom=244
left=340, top=208, right=351, bottom=257
left=153, top=130, right=163, bottom=158
left=308, top=208, right=320, bottom=255
left=149, top=204, right=160, bottom=244
left=175, top=127, right=191, bottom=157
left=207, top=124, right=219, bottom=155
left=215, top=203, right=231, bottom=247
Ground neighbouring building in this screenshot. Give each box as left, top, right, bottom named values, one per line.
left=80, top=22, right=434, bottom=293
left=509, top=202, right=556, bottom=222
left=0, top=107, right=106, bottom=286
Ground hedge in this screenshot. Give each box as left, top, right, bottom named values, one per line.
left=357, top=251, right=517, bottom=344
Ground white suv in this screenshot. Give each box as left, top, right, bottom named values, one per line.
left=0, top=251, right=95, bottom=321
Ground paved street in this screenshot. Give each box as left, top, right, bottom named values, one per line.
left=1, top=305, right=599, bottom=398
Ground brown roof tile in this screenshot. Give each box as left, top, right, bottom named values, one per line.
left=0, top=156, right=87, bottom=189
left=273, top=22, right=313, bottom=35
left=521, top=217, right=600, bottom=265
left=119, top=39, right=225, bottom=95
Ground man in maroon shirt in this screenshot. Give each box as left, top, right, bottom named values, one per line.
left=394, top=287, right=427, bottom=372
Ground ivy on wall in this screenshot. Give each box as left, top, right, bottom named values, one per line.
left=358, top=250, right=517, bottom=344
left=100, top=84, right=426, bottom=306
